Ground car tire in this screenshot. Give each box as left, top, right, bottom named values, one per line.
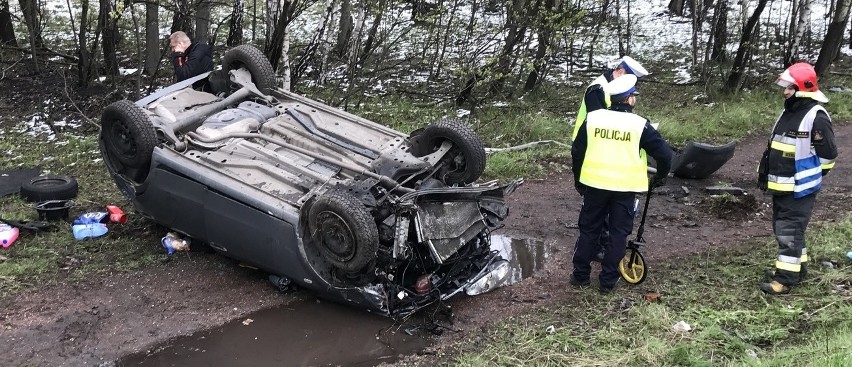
left=222, top=45, right=276, bottom=95
left=308, top=190, right=379, bottom=273
left=20, top=175, right=79, bottom=202
left=100, top=100, right=157, bottom=168
left=411, top=118, right=486, bottom=185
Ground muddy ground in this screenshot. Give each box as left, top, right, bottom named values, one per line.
left=1, top=122, right=850, bottom=366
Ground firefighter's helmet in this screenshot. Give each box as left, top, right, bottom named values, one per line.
left=776, top=62, right=828, bottom=102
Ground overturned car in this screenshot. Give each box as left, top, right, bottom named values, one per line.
left=98, top=45, right=520, bottom=316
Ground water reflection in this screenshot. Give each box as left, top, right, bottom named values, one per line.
left=490, top=234, right=548, bottom=285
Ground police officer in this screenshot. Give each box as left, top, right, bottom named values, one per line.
left=169, top=31, right=214, bottom=82
left=758, top=62, right=837, bottom=295
left=570, top=74, right=672, bottom=294
left=572, top=56, right=650, bottom=140
left=573, top=56, right=650, bottom=263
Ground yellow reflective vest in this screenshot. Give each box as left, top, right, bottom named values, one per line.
left=572, top=75, right=611, bottom=140
left=579, top=109, right=649, bottom=192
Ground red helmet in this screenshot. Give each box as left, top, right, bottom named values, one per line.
left=776, top=62, right=828, bottom=102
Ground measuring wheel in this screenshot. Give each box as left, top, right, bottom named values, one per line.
left=619, top=246, right=647, bottom=284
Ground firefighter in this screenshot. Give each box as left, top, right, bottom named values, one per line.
left=570, top=74, right=673, bottom=294
left=572, top=55, right=650, bottom=140
left=758, top=62, right=837, bottom=295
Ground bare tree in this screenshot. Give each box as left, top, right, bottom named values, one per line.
left=784, top=0, right=811, bottom=67
left=144, top=0, right=160, bottom=75
left=0, top=0, right=16, bottom=46
left=815, top=0, right=852, bottom=75
left=99, top=0, right=121, bottom=76
left=265, top=0, right=299, bottom=70
left=724, top=0, right=769, bottom=92
left=227, top=0, right=244, bottom=46
left=709, top=0, right=727, bottom=61
left=195, top=0, right=212, bottom=44
left=172, top=0, right=193, bottom=34
left=669, top=0, right=685, bottom=16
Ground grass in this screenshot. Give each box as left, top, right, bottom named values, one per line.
left=0, top=129, right=164, bottom=297
left=449, top=216, right=852, bottom=367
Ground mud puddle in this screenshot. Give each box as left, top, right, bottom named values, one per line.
left=118, top=235, right=547, bottom=366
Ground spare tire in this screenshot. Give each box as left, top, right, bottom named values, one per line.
left=21, top=175, right=78, bottom=202
left=308, top=190, right=378, bottom=273
left=410, top=119, right=486, bottom=185
left=222, top=45, right=276, bottom=95
left=100, top=100, right=157, bottom=168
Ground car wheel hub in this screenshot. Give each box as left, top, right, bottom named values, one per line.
left=315, top=211, right=356, bottom=263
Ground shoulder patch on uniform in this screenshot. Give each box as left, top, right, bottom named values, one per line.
left=813, top=129, right=824, bottom=142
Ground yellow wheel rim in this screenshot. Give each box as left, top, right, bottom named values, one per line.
left=619, top=249, right=646, bottom=284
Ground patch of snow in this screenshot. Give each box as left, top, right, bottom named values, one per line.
left=456, top=109, right=471, bottom=117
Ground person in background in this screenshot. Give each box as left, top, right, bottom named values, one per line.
left=169, top=31, right=213, bottom=82
left=570, top=74, right=672, bottom=294
left=572, top=55, right=649, bottom=140
left=758, top=62, right=837, bottom=295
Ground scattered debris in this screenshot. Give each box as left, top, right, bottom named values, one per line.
left=545, top=325, right=556, bottom=334
left=241, top=318, right=254, bottom=326
left=821, top=261, right=834, bottom=270
left=161, top=232, right=190, bottom=255
left=704, top=186, right=747, bottom=196
left=745, top=349, right=759, bottom=359
left=72, top=223, right=108, bottom=240
left=643, top=292, right=661, bottom=302
left=672, top=320, right=692, bottom=332
left=703, top=192, right=759, bottom=219
left=0, top=222, right=20, bottom=248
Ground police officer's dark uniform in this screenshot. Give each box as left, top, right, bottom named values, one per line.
left=758, top=62, right=837, bottom=295
left=570, top=75, right=673, bottom=294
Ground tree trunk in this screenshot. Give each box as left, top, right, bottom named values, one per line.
left=815, top=0, right=852, bottom=75
left=724, top=0, right=769, bottom=92
left=359, top=0, right=386, bottom=65
left=100, top=0, right=120, bottom=76
left=492, top=0, right=529, bottom=95
left=265, top=0, right=297, bottom=71
left=171, top=0, right=193, bottom=34
left=144, top=1, right=159, bottom=75
left=710, top=0, right=727, bottom=61
left=77, top=0, right=91, bottom=87
left=195, top=0, right=211, bottom=44
left=0, top=0, right=17, bottom=46
left=18, top=0, right=43, bottom=48
left=227, top=0, right=245, bottom=46
left=335, top=0, right=352, bottom=57
left=668, top=0, right=685, bottom=16
left=784, top=0, right=811, bottom=67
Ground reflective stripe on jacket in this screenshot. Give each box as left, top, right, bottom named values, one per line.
left=765, top=105, right=832, bottom=198
left=572, top=74, right=611, bottom=139
left=579, top=109, right=648, bottom=192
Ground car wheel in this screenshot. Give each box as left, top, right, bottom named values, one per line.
left=308, top=190, right=379, bottom=273
left=100, top=100, right=157, bottom=168
left=411, top=118, right=486, bottom=185
left=222, top=45, right=276, bottom=95
left=20, top=175, right=79, bottom=202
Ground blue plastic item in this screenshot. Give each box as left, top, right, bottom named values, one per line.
left=161, top=232, right=190, bottom=255
left=73, top=212, right=109, bottom=225
left=72, top=223, right=108, bottom=240
left=847, top=251, right=852, bottom=260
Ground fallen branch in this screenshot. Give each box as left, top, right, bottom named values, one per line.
left=485, top=140, right=570, bottom=154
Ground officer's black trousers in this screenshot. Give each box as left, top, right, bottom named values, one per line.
left=772, top=192, right=816, bottom=286
left=572, top=187, right=636, bottom=289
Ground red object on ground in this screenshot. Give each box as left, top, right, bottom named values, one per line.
left=105, top=205, right=127, bottom=224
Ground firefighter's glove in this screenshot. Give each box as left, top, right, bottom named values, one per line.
left=574, top=182, right=587, bottom=196
left=650, top=175, right=667, bottom=190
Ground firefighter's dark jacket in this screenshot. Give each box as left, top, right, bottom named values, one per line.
left=572, top=103, right=673, bottom=190
left=760, top=97, right=838, bottom=189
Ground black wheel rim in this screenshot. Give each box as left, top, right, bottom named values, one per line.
left=315, top=211, right=357, bottom=263
left=106, top=118, right=138, bottom=161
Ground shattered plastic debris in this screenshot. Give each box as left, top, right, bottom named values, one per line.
left=545, top=325, right=556, bottom=334
left=161, top=232, right=190, bottom=255
left=242, top=318, right=254, bottom=326
left=672, top=320, right=692, bottom=332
